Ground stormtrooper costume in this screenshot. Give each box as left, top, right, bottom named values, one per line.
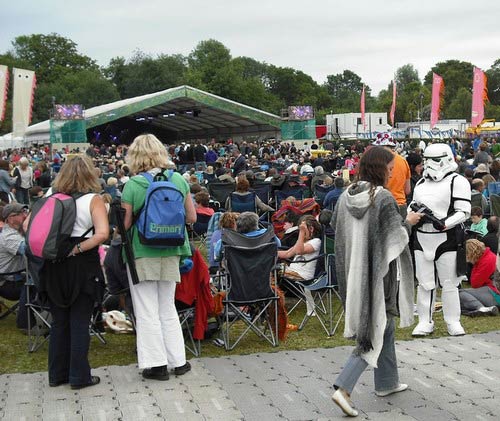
left=410, top=144, right=471, bottom=336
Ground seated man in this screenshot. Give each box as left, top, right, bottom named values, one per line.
left=0, top=203, right=30, bottom=329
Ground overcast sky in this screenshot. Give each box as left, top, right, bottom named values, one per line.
left=1, top=0, right=499, bottom=95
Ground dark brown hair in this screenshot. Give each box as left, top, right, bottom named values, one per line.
left=356, top=146, right=394, bottom=205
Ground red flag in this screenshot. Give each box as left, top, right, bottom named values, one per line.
left=390, top=80, right=396, bottom=127
left=471, top=67, right=489, bottom=127
left=430, top=73, right=444, bottom=128
left=360, top=85, right=366, bottom=130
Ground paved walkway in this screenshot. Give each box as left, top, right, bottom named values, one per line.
left=1, top=331, right=499, bottom=420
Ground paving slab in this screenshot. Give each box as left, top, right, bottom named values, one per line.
left=1, top=331, right=499, bottom=420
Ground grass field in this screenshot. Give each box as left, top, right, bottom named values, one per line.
left=1, top=296, right=499, bottom=375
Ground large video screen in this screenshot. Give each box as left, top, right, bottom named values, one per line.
left=54, top=104, right=84, bottom=120
left=288, top=105, right=314, bottom=120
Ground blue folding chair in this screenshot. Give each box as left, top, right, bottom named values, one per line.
left=227, top=192, right=257, bottom=213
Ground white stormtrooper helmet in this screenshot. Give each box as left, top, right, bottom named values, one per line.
left=423, top=143, right=457, bottom=181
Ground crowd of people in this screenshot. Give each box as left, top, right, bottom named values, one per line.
left=1, top=132, right=500, bottom=416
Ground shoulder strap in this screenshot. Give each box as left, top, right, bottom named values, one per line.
left=447, top=173, right=459, bottom=215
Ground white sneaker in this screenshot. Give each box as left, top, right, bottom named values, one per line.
left=332, top=388, right=358, bottom=417
left=467, top=306, right=499, bottom=317
left=411, top=321, right=434, bottom=336
left=447, top=322, right=465, bottom=336
left=375, top=383, right=408, bottom=397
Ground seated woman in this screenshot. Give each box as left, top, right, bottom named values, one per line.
left=226, top=176, right=274, bottom=213
left=278, top=215, right=322, bottom=316
left=460, top=239, right=499, bottom=317
left=194, top=191, right=214, bottom=217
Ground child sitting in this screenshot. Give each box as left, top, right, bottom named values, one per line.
left=470, top=206, right=488, bottom=236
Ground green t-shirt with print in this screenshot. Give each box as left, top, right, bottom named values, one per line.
left=121, top=169, right=192, bottom=260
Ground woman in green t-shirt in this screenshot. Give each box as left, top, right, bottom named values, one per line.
left=121, top=134, right=196, bottom=381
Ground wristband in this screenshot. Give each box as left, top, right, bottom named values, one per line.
left=76, top=243, right=83, bottom=254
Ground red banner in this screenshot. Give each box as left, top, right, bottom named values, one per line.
left=430, top=73, right=444, bottom=129
left=0, top=65, right=9, bottom=122
left=390, top=81, right=396, bottom=127
left=471, top=67, right=488, bottom=127
left=360, top=85, right=366, bottom=130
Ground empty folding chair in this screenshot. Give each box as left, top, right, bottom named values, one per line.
left=208, top=182, right=236, bottom=209
left=219, top=227, right=279, bottom=350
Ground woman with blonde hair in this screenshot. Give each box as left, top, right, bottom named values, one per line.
left=33, top=155, right=109, bottom=389
left=121, top=134, right=196, bottom=381
left=459, top=239, right=499, bottom=317
left=13, top=157, right=33, bottom=204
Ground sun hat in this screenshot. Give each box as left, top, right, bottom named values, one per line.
left=372, top=132, right=396, bottom=147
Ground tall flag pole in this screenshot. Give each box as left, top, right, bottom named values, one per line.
left=360, top=85, right=366, bottom=131
left=0, top=65, right=9, bottom=122
left=430, top=73, right=444, bottom=129
left=471, top=67, right=488, bottom=127
left=390, top=80, right=396, bottom=127
left=12, top=68, right=37, bottom=139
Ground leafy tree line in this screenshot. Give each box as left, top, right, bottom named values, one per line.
left=1, top=33, right=499, bottom=136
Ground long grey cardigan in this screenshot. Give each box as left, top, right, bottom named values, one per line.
left=332, top=182, right=414, bottom=367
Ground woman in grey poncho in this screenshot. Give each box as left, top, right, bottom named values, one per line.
left=331, top=146, right=423, bottom=417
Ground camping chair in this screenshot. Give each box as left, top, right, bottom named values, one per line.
left=279, top=224, right=343, bottom=336
left=208, top=182, right=236, bottom=209
left=227, top=192, right=257, bottom=213
left=275, top=188, right=304, bottom=208
left=0, top=268, right=25, bottom=320
left=489, top=194, right=500, bottom=217
left=218, top=227, right=279, bottom=350
left=176, top=303, right=201, bottom=357
left=313, top=184, right=335, bottom=208
left=26, top=256, right=107, bottom=352
left=252, top=182, right=272, bottom=206
left=189, top=212, right=212, bottom=250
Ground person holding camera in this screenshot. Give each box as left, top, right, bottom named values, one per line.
left=410, top=143, right=471, bottom=337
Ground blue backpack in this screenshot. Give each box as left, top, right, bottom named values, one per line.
left=135, top=170, right=186, bottom=247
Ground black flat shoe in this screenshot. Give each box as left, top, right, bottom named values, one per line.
left=174, top=362, right=191, bottom=376
left=71, top=376, right=101, bottom=390
left=49, top=379, right=68, bottom=387
left=142, top=365, right=169, bottom=381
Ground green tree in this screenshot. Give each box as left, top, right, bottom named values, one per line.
left=424, top=60, right=474, bottom=118
left=446, top=87, right=472, bottom=119
left=9, top=33, right=97, bottom=83
left=105, top=51, right=187, bottom=98
left=395, top=64, right=420, bottom=89
left=33, top=69, right=120, bottom=122
left=486, top=58, right=500, bottom=105
left=324, top=70, right=367, bottom=113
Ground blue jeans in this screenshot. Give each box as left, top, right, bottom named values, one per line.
left=334, top=317, right=399, bottom=394
left=48, top=293, right=94, bottom=385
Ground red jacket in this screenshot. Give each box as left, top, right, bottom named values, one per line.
left=471, top=248, right=500, bottom=294
left=176, top=249, right=215, bottom=340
